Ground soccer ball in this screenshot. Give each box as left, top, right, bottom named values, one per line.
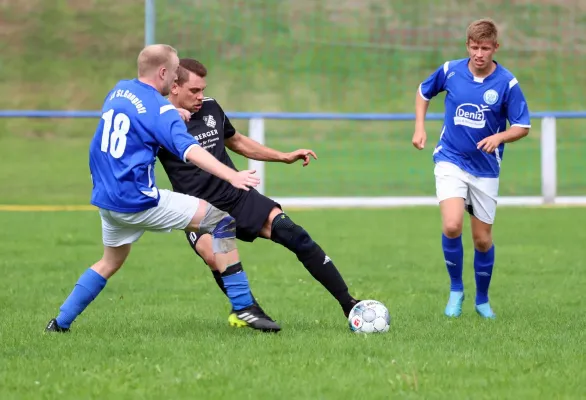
left=348, top=300, right=390, bottom=333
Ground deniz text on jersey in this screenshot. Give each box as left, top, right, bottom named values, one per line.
left=454, top=104, right=488, bottom=129
left=108, top=89, right=147, bottom=114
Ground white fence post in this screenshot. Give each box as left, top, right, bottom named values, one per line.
left=144, top=0, right=156, bottom=46
left=248, top=118, right=265, bottom=195
left=541, top=117, right=557, bottom=204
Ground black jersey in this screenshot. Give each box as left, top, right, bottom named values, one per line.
left=157, top=97, right=243, bottom=212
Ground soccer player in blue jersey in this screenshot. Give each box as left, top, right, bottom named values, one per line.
left=45, top=44, right=280, bottom=333
left=411, top=19, right=531, bottom=319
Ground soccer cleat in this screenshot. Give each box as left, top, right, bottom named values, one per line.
left=45, top=318, right=70, bottom=333
left=444, top=291, right=465, bottom=317
left=228, top=304, right=281, bottom=332
left=475, top=302, right=496, bottom=319
left=232, top=300, right=277, bottom=322
left=343, top=298, right=362, bottom=319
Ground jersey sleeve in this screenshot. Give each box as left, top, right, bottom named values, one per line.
left=419, top=62, right=449, bottom=101
left=505, top=79, right=531, bottom=128
left=154, top=104, right=200, bottom=162
left=218, top=103, right=236, bottom=139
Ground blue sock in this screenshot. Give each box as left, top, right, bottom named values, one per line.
left=56, top=268, right=107, bottom=328
left=474, top=245, right=495, bottom=305
left=221, top=262, right=254, bottom=311
left=442, top=233, right=464, bottom=292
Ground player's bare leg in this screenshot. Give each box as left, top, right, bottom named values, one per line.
left=198, top=205, right=360, bottom=318
left=470, top=215, right=496, bottom=319
left=194, top=234, right=217, bottom=269
left=440, top=198, right=466, bottom=317
left=440, top=198, right=465, bottom=238
left=46, top=244, right=132, bottom=332
left=185, top=201, right=280, bottom=332
left=192, top=233, right=272, bottom=326
left=260, top=207, right=361, bottom=318
left=91, top=244, right=132, bottom=278
left=195, top=233, right=262, bottom=306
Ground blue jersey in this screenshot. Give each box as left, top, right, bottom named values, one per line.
left=419, top=58, right=531, bottom=178
left=89, top=79, right=200, bottom=212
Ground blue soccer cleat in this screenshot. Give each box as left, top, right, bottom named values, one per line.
left=475, top=302, right=496, bottom=319
left=444, top=291, right=465, bottom=317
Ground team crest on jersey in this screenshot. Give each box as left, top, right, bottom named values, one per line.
left=203, top=115, right=216, bottom=128
left=483, top=89, right=499, bottom=105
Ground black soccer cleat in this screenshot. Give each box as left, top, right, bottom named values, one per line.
left=228, top=304, right=281, bottom=333
left=343, top=299, right=362, bottom=319
left=45, top=318, right=70, bottom=333
left=251, top=300, right=277, bottom=322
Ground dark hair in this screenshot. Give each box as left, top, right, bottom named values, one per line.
left=176, top=58, right=208, bottom=85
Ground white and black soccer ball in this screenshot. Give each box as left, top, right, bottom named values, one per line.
left=348, top=300, right=390, bottom=333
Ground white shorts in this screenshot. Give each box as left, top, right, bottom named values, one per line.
left=99, top=189, right=200, bottom=247
left=434, top=161, right=499, bottom=224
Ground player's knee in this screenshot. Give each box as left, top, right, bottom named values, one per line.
left=192, top=233, right=217, bottom=268
left=472, top=232, right=493, bottom=252
left=270, top=213, right=315, bottom=254
left=442, top=212, right=464, bottom=238
left=260, top=206, right=283, bottom=238
left=442, top=218, right=463, bottom=238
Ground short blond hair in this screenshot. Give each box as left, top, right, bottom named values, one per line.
left=137, top=44, right=178, bottom=77
left=466, top=18, right=498, bottom=44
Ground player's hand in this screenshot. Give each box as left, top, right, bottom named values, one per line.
left=229, top=170, right=260, bottom=191
left=412, top=129, right=427, bottom=150
left=177, top=108, right=191, bottom=122
left=477, top=134, right=503, bottom=153
left=282, top=149, right=318, bottom=167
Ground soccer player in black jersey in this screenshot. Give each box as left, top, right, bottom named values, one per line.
left=157, top=59, right=361, bottom=326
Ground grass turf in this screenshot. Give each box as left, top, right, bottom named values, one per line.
left=0, top=207, right=585, bottom=398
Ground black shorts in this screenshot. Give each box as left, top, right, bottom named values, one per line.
left=184, top=189, right=281, bottom=260
left=229, top=188, right=281, bottom=242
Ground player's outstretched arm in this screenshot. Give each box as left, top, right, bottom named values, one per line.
left=185, top=144, right=260, bottom=190
left=226, top=132, right=317, bottom=166
left=412, top=89, right=430, bottom=150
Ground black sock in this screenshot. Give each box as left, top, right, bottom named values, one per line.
left=270, top=213, right=355, bottom=310
left=211, top=269, right=257, bottom=306
left=211, top=270, right=227, bottom=295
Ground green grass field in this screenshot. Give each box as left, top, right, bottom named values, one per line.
left=1, top=207, right=585, bottom=399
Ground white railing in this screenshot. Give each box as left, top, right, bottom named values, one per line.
left=1, top=110, right=584, bottom=207
left=238, top=111, right=582, bottom=208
